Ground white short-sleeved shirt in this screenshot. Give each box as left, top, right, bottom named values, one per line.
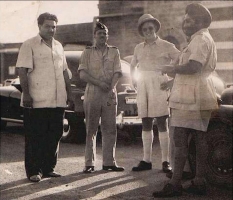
left=16, top=34, right=68, bottom=108
left=169, top=28, right=218, bottom=111
left=169, top=29, right=218, bottom=131
left=130, top=37, right=180, bottom=118
left=131, top=37, right=180, bottom=72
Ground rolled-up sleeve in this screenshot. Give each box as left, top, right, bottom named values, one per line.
left=113, top=49, right=122, bottom=76
left=189, top=36, right=209, bottom=66
left=78, top=50, right=88, bottom=72
left=16, top=41, right=33, bottom=70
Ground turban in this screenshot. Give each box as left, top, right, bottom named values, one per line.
left=186, top=3, right=212, bottom=28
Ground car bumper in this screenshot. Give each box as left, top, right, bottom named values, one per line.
left=116, top=112, right=142, bottom=128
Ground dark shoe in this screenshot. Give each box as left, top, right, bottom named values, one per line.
left=162, top=161, right=172, bottom=173
left=152, top=183, right=183, bottom=198
left=132, top=161, right=152, bottom=171
left=166, top=171, right=195, bottom=180
left=44, top=171, right=61, bottom=177
left=103, top=165, right=124, bottom=171
left=29, top=174, right=42, bottom=182
left=184, top=181, right=207, bottom=195
left=83, top=166, right=95, bottom=173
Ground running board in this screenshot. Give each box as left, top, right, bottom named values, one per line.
left=1, top=118, right=23, bottom=123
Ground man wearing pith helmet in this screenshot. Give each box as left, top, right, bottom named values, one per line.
left=78, top=21, right=124, bottom=173
left=153, top=3, right=218, bottom=197
left=130, top=14, right=180, bottom=173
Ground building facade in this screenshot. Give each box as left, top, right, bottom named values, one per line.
left=96, top=0, right=233, bottom=83
left=0, top=1, right=232, bottom=84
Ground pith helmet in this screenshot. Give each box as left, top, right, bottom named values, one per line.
left=138, top=14, right=161, bottom=36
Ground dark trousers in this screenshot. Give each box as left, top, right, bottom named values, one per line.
left=171, top=127, right=208, bottom=185
left=24, top=108, right=64, bottom=178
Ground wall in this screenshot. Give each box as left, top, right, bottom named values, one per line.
left=98, top=0, right=233, bottom=84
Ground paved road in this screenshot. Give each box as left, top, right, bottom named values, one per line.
left=0, top=123, right=232, bottom=200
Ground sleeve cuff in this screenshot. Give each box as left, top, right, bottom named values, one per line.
left=189, top=54, right=206, bottom=66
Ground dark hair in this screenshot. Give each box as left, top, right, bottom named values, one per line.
left=185, top=3, right=212, bottom=28
left=37, top=12, right=58, bottom=25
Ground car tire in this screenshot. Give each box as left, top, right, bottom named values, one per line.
left=187, top=120, right=232, bottom=188
left=61, top=112, right=86, bottom=144
left=0, top=120, right=7, bottom=131
left=205, top=120, right=232, bottom=188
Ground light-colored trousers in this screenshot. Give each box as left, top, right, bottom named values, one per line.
left=84, top=84, right=117, bottom=166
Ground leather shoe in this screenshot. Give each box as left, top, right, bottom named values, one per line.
left=44, top=171, right=61, bottom=177
left=103, top=165, right=124, bottom=171
left=29, top=174, right=42, bottom=182
left=162, top=161, right=172, bottom=173
left=83, top=166, right=95, bottom=173
left=152, top=183, right=183, bottom=198
left=184, top=181, right=207, bottom=195
left=166, top=171, right=195, bottom=180
left=132, top=161, right=152, bottom=171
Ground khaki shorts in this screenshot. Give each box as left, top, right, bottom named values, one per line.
left=137, top=71, right=169, bottom=118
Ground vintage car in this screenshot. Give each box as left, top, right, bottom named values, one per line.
left=0, top=51, right=134, bottom=143
left=0, top=51, right=232, bottom=187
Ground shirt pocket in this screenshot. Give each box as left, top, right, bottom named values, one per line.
left=169, top=75, right=197, bottom=104
left=33, top=53, right=51, bottom=66
left=104, top=56, right=114, bottom=76
left=170, top=84, right=196, bottom=104
left=90, top=54, right=101, bottom=71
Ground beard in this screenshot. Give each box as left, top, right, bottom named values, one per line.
left=182, top=26, right=199, bottom=37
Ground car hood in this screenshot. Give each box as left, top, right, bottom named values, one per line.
left=0, top=85, right=21, bottom=99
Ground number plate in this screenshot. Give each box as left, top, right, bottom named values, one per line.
left=125, top=97, right=137, bottom=104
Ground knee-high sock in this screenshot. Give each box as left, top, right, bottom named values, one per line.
left=159, top=131, right=170, bottom=162
left=142, top=130, right=153, bottom=163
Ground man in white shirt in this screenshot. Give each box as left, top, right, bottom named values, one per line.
left=16, top=12, right=73, bottom=182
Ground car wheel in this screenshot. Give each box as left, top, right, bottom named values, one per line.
left=61, top=113, right=86, bottom=144
left=205, top=121, right=232, bottom=188
left=0, top=120, right=7, bottom=131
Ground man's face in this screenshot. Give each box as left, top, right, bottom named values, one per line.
left=182, top=14, right=200, bottom=37
left=94, top=29, right=108, bottom=45
left=141, top=21, right=157, bottom=40
left=39, top=19, right=57, bottom=40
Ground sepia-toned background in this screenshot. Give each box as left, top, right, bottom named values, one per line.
left=0, top=1, right=232, bottom=84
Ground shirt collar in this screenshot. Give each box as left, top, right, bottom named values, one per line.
left=143, top=36, right=160, bottom=47
left=93, top=43, right=110, bottom=49
left=190, top=28, right=209, bottom=41
left=35, top=34, right=55, bottom=46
